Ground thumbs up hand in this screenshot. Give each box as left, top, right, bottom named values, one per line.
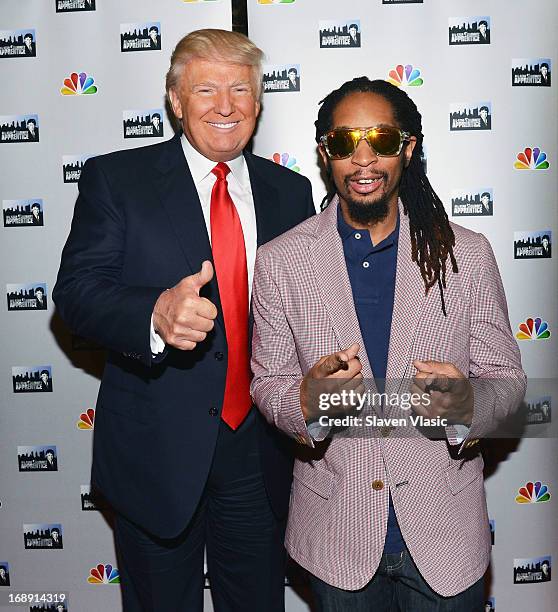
left=152, top=260, right=218, bottom=350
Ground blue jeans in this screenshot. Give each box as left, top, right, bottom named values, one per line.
left=310, top=546, right=484, bottom=612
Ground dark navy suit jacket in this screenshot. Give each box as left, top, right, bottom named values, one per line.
left=53, top=133, right=314, bottom=538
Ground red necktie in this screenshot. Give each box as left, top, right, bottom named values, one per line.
left=210, top=162, right=251, bottom=429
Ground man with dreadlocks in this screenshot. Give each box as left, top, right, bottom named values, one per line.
left=250, top=77, right=525, bottom=610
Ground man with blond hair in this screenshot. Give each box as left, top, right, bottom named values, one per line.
left=54, top=28, right=314, bottom=611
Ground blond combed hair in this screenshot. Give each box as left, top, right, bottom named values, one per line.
left=166, top=29, right=264, bottom=103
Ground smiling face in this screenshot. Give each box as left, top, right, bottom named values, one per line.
left=319, top=92, right=415, bottom=226
left=169, top=58, right=260, bottom=162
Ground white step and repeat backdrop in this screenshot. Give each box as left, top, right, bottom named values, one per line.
left=248, top=1, right=557, bottom=611
left=0, top=0, right=556, bottom=611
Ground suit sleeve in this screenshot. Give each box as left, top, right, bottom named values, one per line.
left=53, top=157, right=165, bottom=367
left=250, top=249, right=315, bottom=446
left=448, top=233, right=526, bottom=450
left=304, top=178, right=317, bottom=218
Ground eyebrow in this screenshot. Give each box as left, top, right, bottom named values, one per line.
left=191, top=80, right=253, bottom=89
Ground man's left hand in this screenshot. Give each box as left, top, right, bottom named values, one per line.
left=411, top=360, right=473, bottom=426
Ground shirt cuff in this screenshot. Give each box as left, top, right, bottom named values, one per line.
left=451, top=423, right=471, bottom=445
left=307, top=420, right=331, bottom=442
left=150, top=315, right=165, bottom=355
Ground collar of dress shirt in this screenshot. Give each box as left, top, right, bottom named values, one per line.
left=180, top=133, right=248, bottom=191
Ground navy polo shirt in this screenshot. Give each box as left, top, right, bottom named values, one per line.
left=337, top=206, right=405, bottom=554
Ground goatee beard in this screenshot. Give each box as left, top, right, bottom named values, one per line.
left=345, top=196, right=389, bottom=226
left=343, top=175, right=390, bottom=226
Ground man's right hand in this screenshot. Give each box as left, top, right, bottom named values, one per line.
left=300, top=343, right=364, bottom=422
left=153, top=260, right=218, bottom=351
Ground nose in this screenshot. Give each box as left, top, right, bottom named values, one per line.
left=352, top=137, right=378, bottom=167
left=214, top=89, right=234, bottom=117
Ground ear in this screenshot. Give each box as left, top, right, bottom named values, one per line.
left=168, top=88, right=183, bottom=120
left=255, top=99, right=261, bottom=118
left=403, top=135, right=417, bottom=168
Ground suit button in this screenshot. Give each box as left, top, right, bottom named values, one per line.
left=209, top=407, right=218, bottom=416
left=372, top=480, right=384, bottom=491
left=214, top=351, right=224, bottom=361
left=380, top=426, right=391, bottom=438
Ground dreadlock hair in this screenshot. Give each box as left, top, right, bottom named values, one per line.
left=315, top=77, right=458, bottom=316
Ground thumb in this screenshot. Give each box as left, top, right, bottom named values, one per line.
left=341, top=343, right=360, bottom=362
left=413, top=359, right=437, bottom=373
left=190, top=260, right=214, bottom=294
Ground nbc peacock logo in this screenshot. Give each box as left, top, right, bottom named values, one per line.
left=271, top=153, right=300, bottom=172
left=516, top=481, right=551, bottom=504
left=87, top=563, right=120, bottom=584
left=514, top=147, right=549, bottom=170
left=515, top=317, right=551, bottom=340
left=77, top=408, right=95, bottom=430
left=387, top=64, right=423, bottom=87
left=60, top=72, right=98, bottom=95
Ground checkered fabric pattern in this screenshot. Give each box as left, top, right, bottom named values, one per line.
left=250, top=198, right=526, bottom=596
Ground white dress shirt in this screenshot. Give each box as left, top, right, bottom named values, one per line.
left=150, top=135, right=257, bottom=354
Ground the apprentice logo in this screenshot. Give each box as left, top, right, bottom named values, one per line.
left=514, top=556, right=552, bottom=584
left=7, top=283, right=48, bottom=311
left=120, top=22, right=161, bottom=52
left=12, top=366, right=53, bottom=393
left=448, top=17, right=490, bottom=45
left=62, top=154, right=92, bottom=183
left=514, top=230, right=551, bottom=259
left=18, top=445, right=58, bottom=472
left=123, top=109, right=164, bottom=138
left=263, top=64, right=300, bottom=92
left=451, top=188, right=493, bottom=217
left=449, top=102, right=491, bottom=131
left=0, top=114, right=39, bottom=143
left=23, top=524, right=63, bottom=550
left=319, top=20, right=361, bottom=48
left=525, top=396, right=551, bottom=425
left=0, top=29, right=36, bottom=58
left=512, top=58, right=551, bottom=87
left=3, top=198, right=44, bottom=227
left=56, top=0, right=95, bottom=12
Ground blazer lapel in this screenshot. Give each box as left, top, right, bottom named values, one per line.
left=309, top=199, right=374, bottom=384
left=385, top=203, right=427, bottom=393
left=153, top=134, right=225, bottom=333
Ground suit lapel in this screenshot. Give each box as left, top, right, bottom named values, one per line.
left=153, top=134, right=225, bottom=333
left=244, top=150, right=282, bottom=247
left=309, top=199, right=374, bottom=383
left=385, top=204, right=426, bottom=391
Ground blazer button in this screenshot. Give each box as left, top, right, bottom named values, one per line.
left=209, top=407, right=218, bottom=417
left=214, top=351, right=224, bottom=361
left=372, top=479, right=384, bottom=491
left=380, top=426, right=392, bottom=438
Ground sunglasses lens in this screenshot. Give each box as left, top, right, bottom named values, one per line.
left=368, top=127, right=402, bottom=155
left=325, top=131, right=359, bottom=159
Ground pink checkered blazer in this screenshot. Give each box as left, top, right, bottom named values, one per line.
left=251, top=198, right=526, bottom=596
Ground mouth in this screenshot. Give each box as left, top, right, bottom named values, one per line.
left=207, top=121, right=239, bottom=130
left=347, top=175, right=385, bottom=195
